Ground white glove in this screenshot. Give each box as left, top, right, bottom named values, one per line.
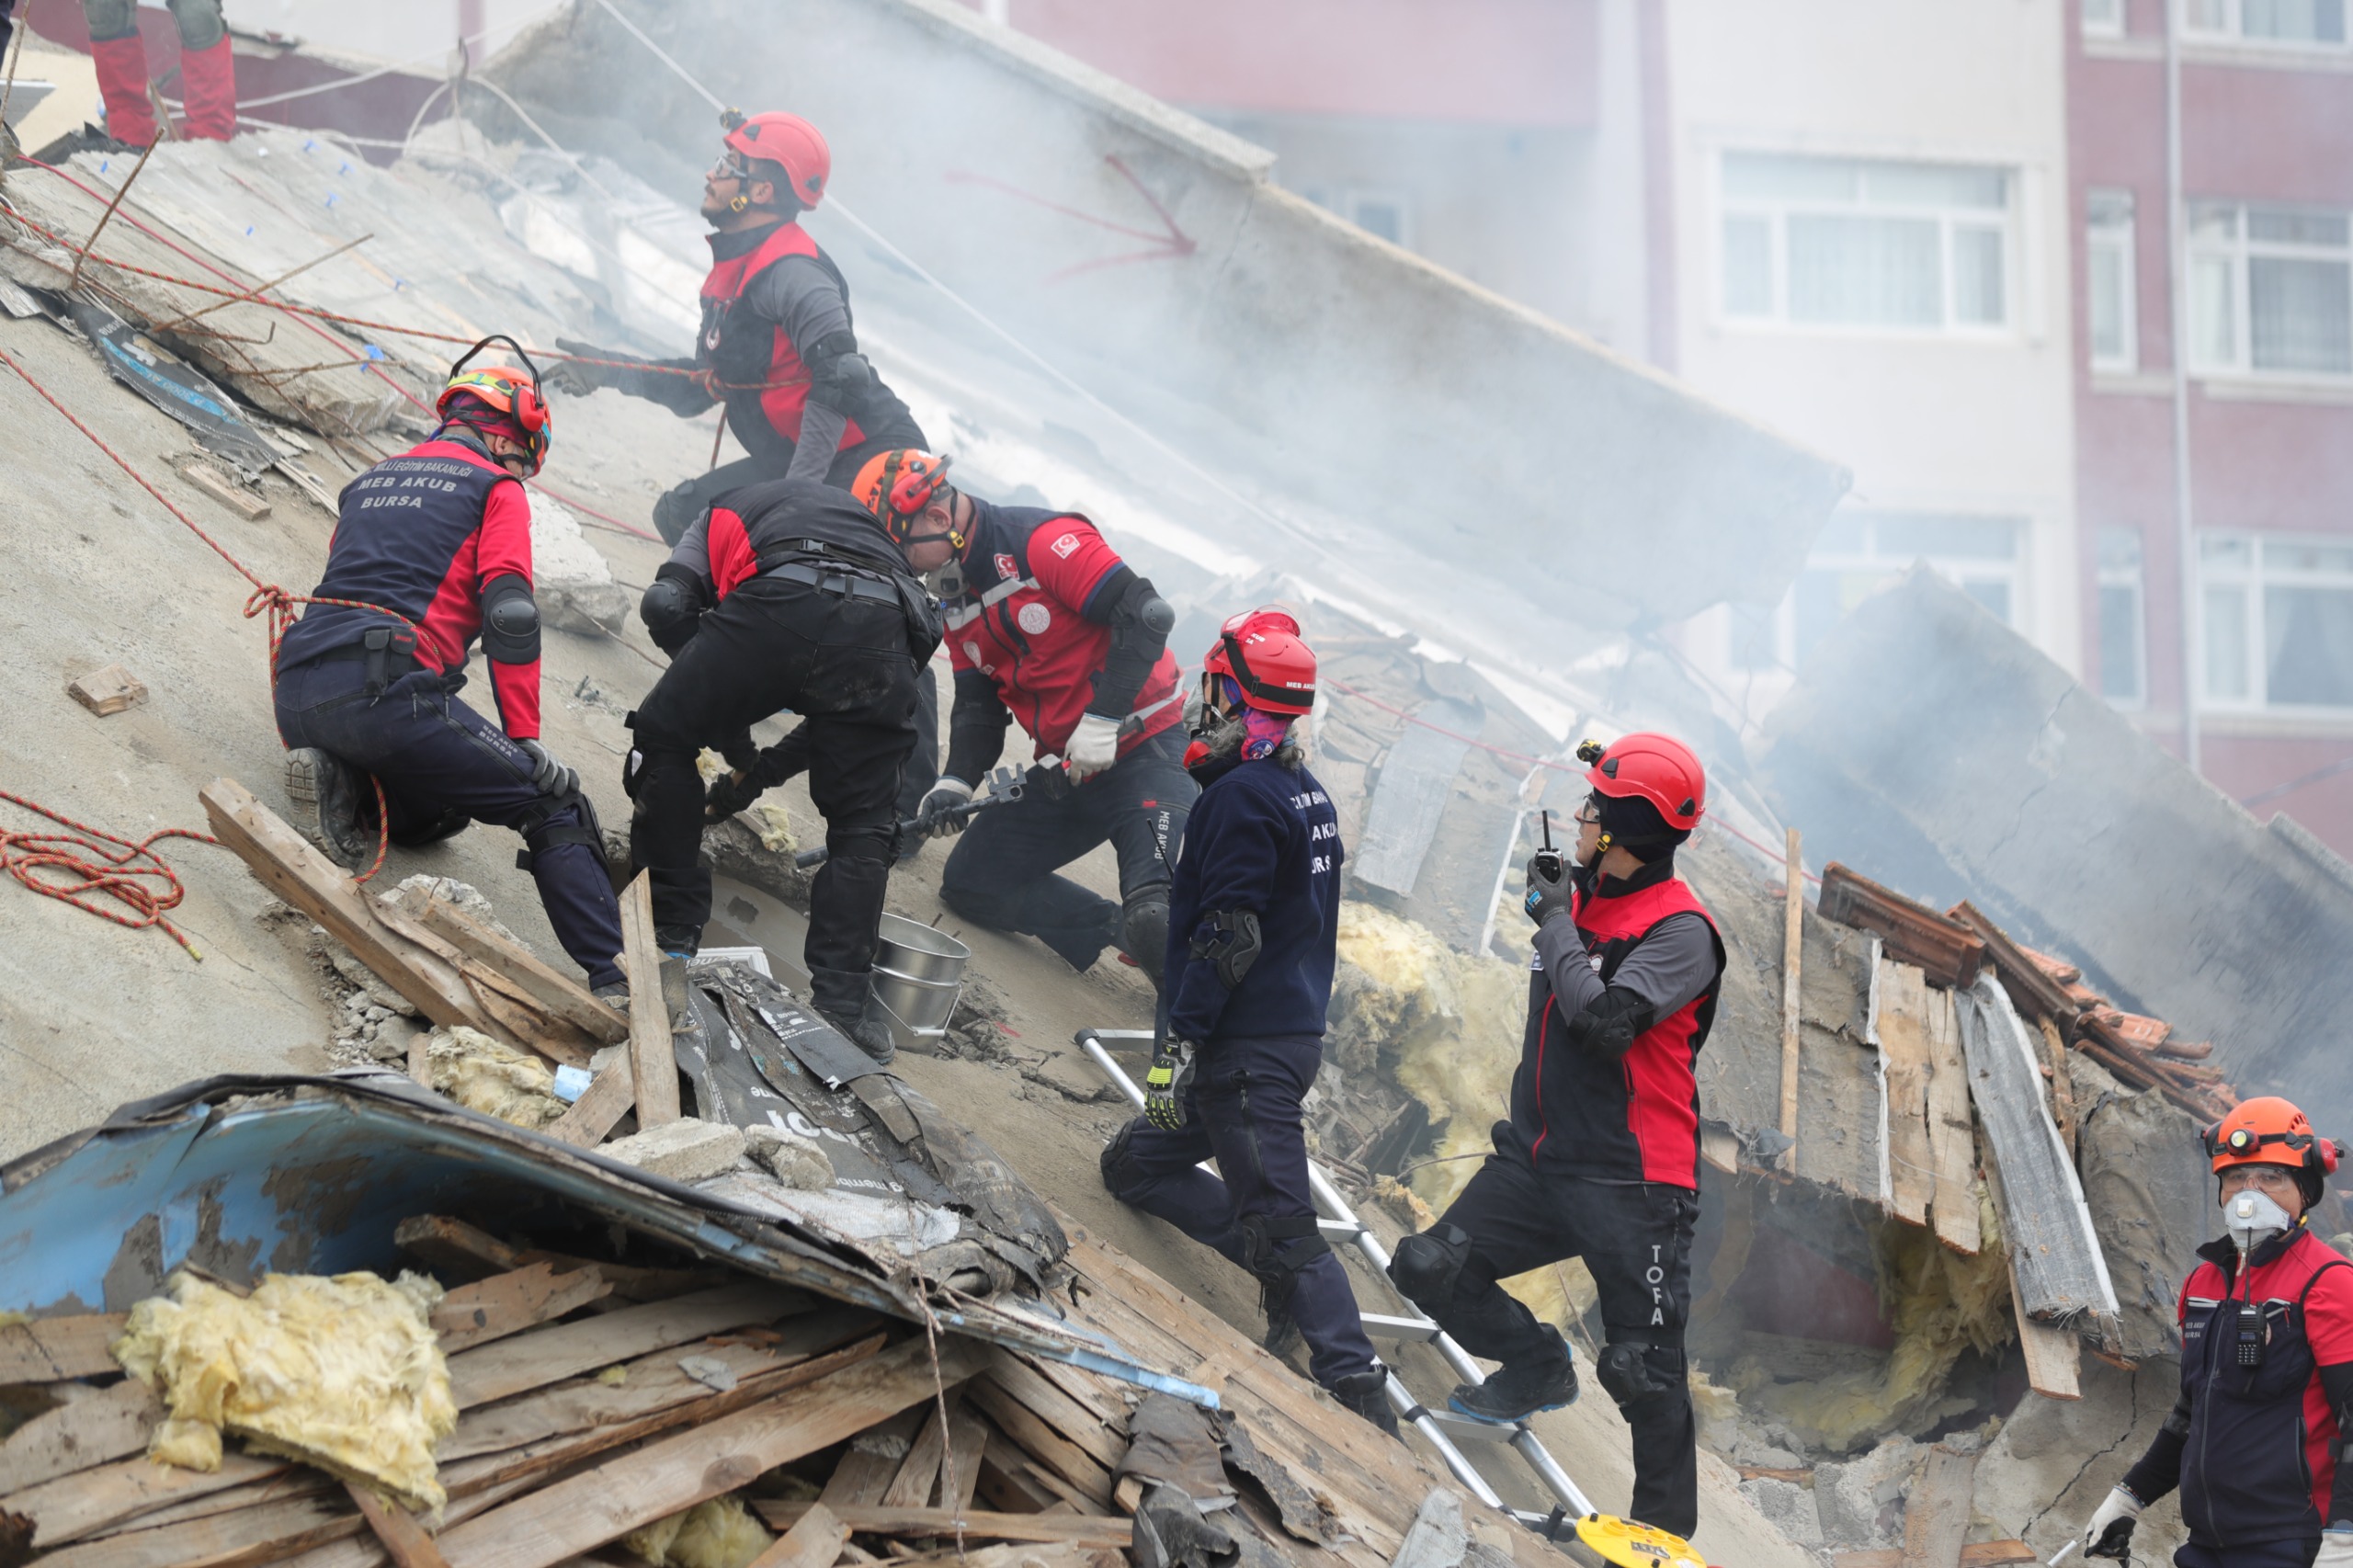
left=1064, top=712, right=1122, bottom=782
left=2083, top=1484, right=2141, bottom=1560
left=2316, top=1529, right=2353, bottom=1567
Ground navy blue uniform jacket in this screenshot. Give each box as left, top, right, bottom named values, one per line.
left=1164, top=751, right=1343, bottom=1042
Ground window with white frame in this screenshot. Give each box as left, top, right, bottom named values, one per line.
left=2097, top=527, right=2147, bottom=705
left=2201, top=535, right=2353, bottom=708
left=1296, top=183, right=1413, bottom=248
left=1720, top=152, right=2014, bottom=333
left=2188, top=203, right=2353, bottom=376
left=2087, top=189, right=2139, bottom=372
left=2083, top=0, right=2126, bottom=37
left=2185, top=0, right=2347, bottom=47
left=1725, top=510, right=2025, bottom=670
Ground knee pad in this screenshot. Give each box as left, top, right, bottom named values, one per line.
left=1596, top=1341, right=1686, bottom=1411
left=1120, top=898, right=1168, bottom=985
left=1238, top=1213, right=1330, bottom=1321
left=1099, top=1121, right=1146, bottom=1199
left=168, top=0, right=228, bottom=49
left=1388, top=1222, right=1473, bottom=1312
left=84, top=0, right=140, bottom=40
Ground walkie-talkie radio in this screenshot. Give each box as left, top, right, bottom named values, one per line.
left=1532, top=809, right=1563, bottom=884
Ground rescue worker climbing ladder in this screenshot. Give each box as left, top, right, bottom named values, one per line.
left=1389, top=731, right=1725, bottom=1541
left=1096, top=608, right=1398, bottom=1437
left=273, top=338, right=626, bottom=995
left=2081, top=1096, right=2353, bottom=1568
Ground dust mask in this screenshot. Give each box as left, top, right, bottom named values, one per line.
left=2225, top=1187, right=2295, bottom=1255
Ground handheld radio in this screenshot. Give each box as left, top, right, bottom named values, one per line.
left=1532, top=809, right=1563, bottom=883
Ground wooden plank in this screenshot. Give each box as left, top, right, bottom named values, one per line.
left=35, top=1490, right=356, bottom=1568
left=366, top=895, right=590, bottom=1069
left=1899, top=1444, right=1977, bottom=1568
left=445, top=1283, right=795, bottom=1409
left=1876, top=959, right=1937, bottom=1228
left=940, top=1406, right=990, bottom=1513
left=66, top=663, right=149, bottom=716
left=431, top=1334, right=991, bottom=1568
left=2, top=1450, right=288, bottom=1549
left=2008, top=1261, right=2082, bottom=1401
left=620, top=873, right=679, bottom=1128
left=1777, top=828, right=1805, bottom=1171
left=199, top=778, right=508, bottom=1041
left=180, top=460, right=272, bottom=520
left=819, top=1408, right=926, bottom=1508
left=0, top=1378, right=161, bottom=1494
left=406, top=890, right=628, bottom=1044
left=983, top=1355, right=1124, bottom=1471
left=1017, top=1357, right=1128, bottom=1436
left=432, top=1264, right=611, bottom=1354
left=348, top=1483, right=451, bottom=1568
left=752, top=1503, right=1131, bottom=1550
left=963, top=1380, right=1112, bottom=1508
left=0, top=1313, right=129, bottom=1384
left=879, top=1400, right=953, bottom=1509
left=1922, top=985, right=1983, bottom=1256
left=544, top=1056, right=633, bottom=1149
left=747, top=1500, right=849, bottom=1568
left=2037, top=1015, right=2078, bottom=1160
left=440, top=1308, right=880, bottom=1463
left=396, top=1214, right=524, bottom=1280
left=972, top=1450, right=1066, bottom=1517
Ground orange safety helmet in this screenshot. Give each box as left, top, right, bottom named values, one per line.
left=2205, top=1096, right=2340, bottom=1205
left=1578, top=731, right=1706, bottom=833
left=1203, top=606, right=1316, bottom=717
left=437, top=335, right=550, bottom=473
left=852, top=449, right=960, bottom=550
left=721, top=108, right=830, bottom=210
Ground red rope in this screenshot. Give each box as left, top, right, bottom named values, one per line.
left=0, top=344, right=397, bottom=888
left=0, top=788, right=216, bottom=959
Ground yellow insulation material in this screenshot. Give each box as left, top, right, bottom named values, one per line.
left=426, top=1026, right=568, bottom=1129
left=1742, top=1190, right=2013, bottom=1454
left=112, top=1270, right=459, bottom=1509
left=623, top=1495, right=775, bottom=1568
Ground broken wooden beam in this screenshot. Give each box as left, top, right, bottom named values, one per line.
left=178, top=460, right=271, bottom=520
left=1818, top=863, right=1984, bottom=988
left=0, top=1314, right=129, bottom=1384
left=428, top=1263, right=611, bottom=1355
left=1949, top=902, right=2084, bottom=1034
left=620, top=872, right=680, bottom=1128
left=751, top=1501, right=1133, bottom=1549
left=398, top=887, right=626, bottom=1046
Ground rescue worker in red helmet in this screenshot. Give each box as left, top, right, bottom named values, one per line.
left=874, top=451, right=1194, bottom=985
left=627, top=463, right=942, bottom=1061
left=1389, top=731, right=1724, bottom=1540
left=2079, top=1096, right=2353, bottom=1568
left=275, top=338, right=626, bottom=998
left=1098, top=609, right=1398, bottom=1436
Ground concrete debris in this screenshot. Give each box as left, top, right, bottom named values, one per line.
left=598, top=1116, right=748, bottom=1183
left=1811, top=1435, right=1922, bottom=1549
left=743, top=1125, right=835, bottom=1191
left=1733, top=1476, right=1823, bottom=1551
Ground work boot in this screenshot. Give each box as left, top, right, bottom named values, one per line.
left=285, top=748, right=371, bottom=872
left=591, top=980, right=630, bottom=1011
left=654, top=925, right=700, bottom=960
left=177, top=37, right=238, bottom=142
left=388, top=806, right=470, bottom=849
left=816, top=1005, right=895, bottom=1067
left=89, top=34, right=160, bottom=147
left=1447, top=1336, right=1579, bottom=1426
left=1329, top=1369, right=1402, bottom=1440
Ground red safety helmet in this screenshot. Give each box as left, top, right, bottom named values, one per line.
left=438, top=335, right=550, bottom=473
left=852, top=449, right=960, bottom=550
left=2205, top=1097, right=2340, bottom=1201
left=721, top=109, right=830, bottom=210
left=1579, top=731, right=1706, bottom=833
left=1203, top=607, right=1316, bottom=717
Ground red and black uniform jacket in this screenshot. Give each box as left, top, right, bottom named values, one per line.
left=938, top=499, right=1180, bottom=778
left=2121, top=1224, right=2353, bottom=1549
left=658, top=476, right=937, bottom=651
left=1501, top=858, right=1724, bottom=1188
left=277, top=432, right=542, bottom=738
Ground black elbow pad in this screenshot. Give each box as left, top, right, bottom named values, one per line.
left=641, top=562, right=709, bottom=653
left=481, top=574, right=540, bottom=664
left=1564, top=986, right=1656, bottom=1058
left=1189, top=909, right=1263, bottom=989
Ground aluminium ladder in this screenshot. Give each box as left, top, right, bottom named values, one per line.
left=1076, top=1027, right=1602, bottom=1540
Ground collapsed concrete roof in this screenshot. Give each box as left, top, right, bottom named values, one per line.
left=482, top=0, right=1850, bottom=665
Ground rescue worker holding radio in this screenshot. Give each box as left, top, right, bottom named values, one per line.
left=1387, top=731, right=1725, bottom=1540
left=2080, top=1096, right=2353, bottom=1568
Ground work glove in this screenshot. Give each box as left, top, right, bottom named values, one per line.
left=1523, top=850, right=1573, bottom=927
left=517, top=738, right=577, bottom=800
left=705, top=768, right=761, bottom=822
left=1065, top=712, right=1123, bottom=783
left=2082, top=1485, right=2141, bottom=1560
left=544, top=338, right=613, bottom=396
left=1143, top=1037, right=1197, bottom=1131
left=2318, top=1530, right=2353, bottom=1568
left=917, top=778, right=976, bottom=837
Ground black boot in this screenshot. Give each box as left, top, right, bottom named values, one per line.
left=389, top=806, right=471, bottom=849
left=815, top=1000, right=896, bottom=1067
left=285, top=748, right=371, bottom=871
left=1329, top=1369, right=1401, bottom=1439
left=1448, top=1332, right=1579, bottom=1425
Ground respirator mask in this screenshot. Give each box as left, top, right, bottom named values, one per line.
left=2225, top=1187, right=2296, bottom=1256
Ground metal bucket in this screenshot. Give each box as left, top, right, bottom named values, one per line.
left=869, top=913, right=970, bottom=1053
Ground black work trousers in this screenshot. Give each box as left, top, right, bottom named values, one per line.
left=627, top=573, right=920, bottom=1017
left=1425, top=1155, right=1699, bottom=1540
left=938, top=727, right=1194, bottom=976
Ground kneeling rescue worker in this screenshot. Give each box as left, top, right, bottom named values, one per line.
left=879, top=451, right=1192, bottom=984
left=275, top=340, right=625, bottom=995
left=627, top=465, right=942, bottom=1060
left=1097, top=609, right=1396, bottom=1437
left=2080, top=1096, right=2353, bottom=1568
left=1390, top=732, right=1723, bottom=1540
